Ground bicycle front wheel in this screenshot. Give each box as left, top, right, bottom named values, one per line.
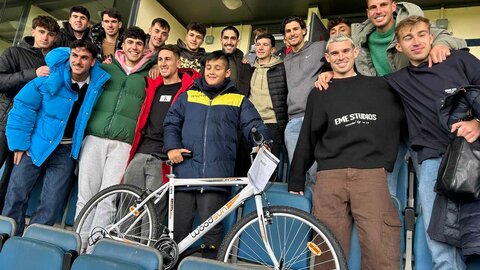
left=74, top=184, right=160, bottom=251
left=217, top=206, right=347, bottom=270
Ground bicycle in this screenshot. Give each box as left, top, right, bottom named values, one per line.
left=74, top=131, right=347, bottom=270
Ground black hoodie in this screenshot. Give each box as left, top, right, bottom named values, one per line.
left=56, top=21, right=91, bottom=48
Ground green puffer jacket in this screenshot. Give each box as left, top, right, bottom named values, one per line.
left=85, top=58, right=152, bottom=144
left=351, top=1, right=468, bottom=76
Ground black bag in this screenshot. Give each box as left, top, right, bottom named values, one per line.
left=435, top=137, right=480, bottom=202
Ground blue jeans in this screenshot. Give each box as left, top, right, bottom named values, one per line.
left=285, top=117, right=317, bottom=192
left=416, top=156, right=466, bottom=270
left=386, top=141, right=408, bottom=197
left=2, top=144, right=75, bottom=234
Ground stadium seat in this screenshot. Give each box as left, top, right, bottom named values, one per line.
left=71, top=238, right=162, bottom=270
left=0, top=215, right=16, bottom=250
left=414, top=210, right=433, bottom=270
left=0, top=224, right=80, bottom=270
left=178, top=256, right=250, bottom=270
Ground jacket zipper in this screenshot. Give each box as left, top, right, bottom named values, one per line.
left=202, top=97, right=213, bottom=178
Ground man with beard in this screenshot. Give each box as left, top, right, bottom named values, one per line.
left=2, top=40, right=109, bottom=234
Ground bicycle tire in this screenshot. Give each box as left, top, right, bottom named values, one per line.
left=217, top=206, right=347, bottom=270
left=74, top=184, right=160, bottom=251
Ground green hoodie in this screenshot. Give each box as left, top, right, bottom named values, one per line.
left=250, top=54, right=283, bottom=123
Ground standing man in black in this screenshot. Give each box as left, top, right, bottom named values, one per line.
left=56, top=6, right=90, bottom=47
left=0, top=15, right=59, bottom=211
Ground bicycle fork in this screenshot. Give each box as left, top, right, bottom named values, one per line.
left=254, top=194, right=281, bottom=269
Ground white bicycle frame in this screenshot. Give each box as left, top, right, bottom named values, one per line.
left=110, top=173, right=280, bottom=268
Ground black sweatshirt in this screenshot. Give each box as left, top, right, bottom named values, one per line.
left=289, top=75, right=404, bottom=191
left=385, top=50, right=480, bottom=163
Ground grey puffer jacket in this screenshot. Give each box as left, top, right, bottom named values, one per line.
left=351, top=1, right=468, bottom=76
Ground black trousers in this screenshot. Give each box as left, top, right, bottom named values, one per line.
left=173, top=190, right=227, bottom=259
left=0, top=131, right=14, bottom=212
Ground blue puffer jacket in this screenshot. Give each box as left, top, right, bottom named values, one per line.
left=6, top=47, right=110, bottom=166
left=163, top=79, right=270, bottom=191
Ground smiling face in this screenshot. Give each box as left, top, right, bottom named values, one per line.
left=255, top=37, right=274, bottom=62
left=70, top=47, right=95, bottom=81
left=325, top=39, right=358, bottom=78
left=367, top=0, right=397, bottom=33
left=395, top=21, right=433, bottom=66
left=69, top=11, right=89, bottom=33
left=32, top=26, right=57, bottom=50
left=221, top=29, right=239, bottom=54
left=149, top=23, right=169, bottom=49
left=102, top=14, right=122, bottom=37
left=157, top=49, right=179, bottom=79
left=185, top=30, right=204, bottom=52
left=284, top=21, right=306, bottom=51
left=204, top=58, right=230, bottom=86
left=122, top=37, right=145, bottom=67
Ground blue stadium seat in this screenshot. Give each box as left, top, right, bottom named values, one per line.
left=0, top=224, right=80, bottom=270
left=414, top=211, right=433, bottom=270
left=71, top=238, right=162, bottom=270
left=178, top=256, right=250, bottom=270
left=0, top=215, right=16, bottom=250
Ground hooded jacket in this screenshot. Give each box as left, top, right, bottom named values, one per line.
left=250, top=55, right=288, bottom=128
left=6, top=47, right=110, bottom=166
left=128, top=68, right=201, bottom=161
left=85, top=49, right=154, bottom=145
left=163, top=78, right=270, bottom=191
left=176, top=39, right=206, bottom=73
left=0, top=37, right=47, bottom=132
left=89, top=22, right=124, bottom=62
left=56, top=21, right=91, bottom=48
left=352, top=1, right=467, bottom=76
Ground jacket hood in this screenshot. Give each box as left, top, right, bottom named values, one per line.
left=253, top=54, right=282, bottom=69
left=176, top=38, right=206, bottom=59
left=114, top=49, right=154, bottom=74
left=193, top=77, right=237, bottom=96
left=43, top=47, right=111, bottom=95
left=60, top=21, right=91, bottom=39
left=353, top=2, right=424, bottom=43
left=17, top=36, right=43, bottom=55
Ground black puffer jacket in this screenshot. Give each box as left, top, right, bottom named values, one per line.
left=0, top=37, right=46, bottom=132
left=89, top=22, right=124, bottom=61
left=429, top=86, right=480, bottom=256
left=56, top=21, right=90, bottom=48
left=252, top=62, right=288, bottom=128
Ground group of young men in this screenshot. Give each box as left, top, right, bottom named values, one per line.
left=0, top=0, right=479, bottom=268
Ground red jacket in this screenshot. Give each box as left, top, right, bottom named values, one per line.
left=128, top=68, right=201, bottom=182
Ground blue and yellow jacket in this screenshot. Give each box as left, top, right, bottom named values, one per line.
left=6, top=47, right=110, bottom=166
left=163, top=78, right=270, bottom=191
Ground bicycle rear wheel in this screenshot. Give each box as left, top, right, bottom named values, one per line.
left=217, top=206, right=347, bottom=270
left=74, top=184, right=160, bottom=251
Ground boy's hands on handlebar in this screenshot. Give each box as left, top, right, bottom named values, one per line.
left=167, top=148, right=191, bottom=164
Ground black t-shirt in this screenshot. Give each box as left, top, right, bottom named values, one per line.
left=137, top=82, right=182, bottom=154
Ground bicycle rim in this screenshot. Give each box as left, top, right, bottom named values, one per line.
left=74, top=185, right=159, bottom=251
left=218, top=206, right=347, bottom=270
